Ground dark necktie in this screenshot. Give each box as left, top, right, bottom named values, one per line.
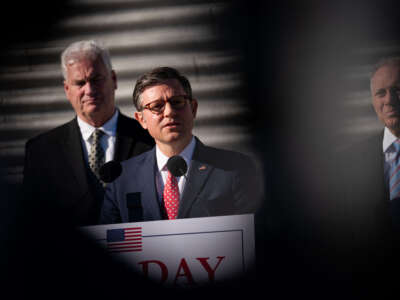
left=89, top=129, right=105, bottom=184
left=163, top=171, right=179, bottom=219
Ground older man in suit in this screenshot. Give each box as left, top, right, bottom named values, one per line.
left=23, top=40, right=154, bottom=226
left=368, top=57, right=400, bottom=230
left=100, top=67, right=262, bottom=224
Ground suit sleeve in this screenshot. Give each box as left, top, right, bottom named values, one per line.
left=100, top=183, right=122, bottom=224
left=232, top=154, right=264, bottom=214
left=23, top=139, right=56, bottom=222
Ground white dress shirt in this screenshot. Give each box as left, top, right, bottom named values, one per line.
left=77, top=110, right=119, bottom=165
left=155, top=136, right=196, bottom=199
left=383, top=127, right=400, bottom=194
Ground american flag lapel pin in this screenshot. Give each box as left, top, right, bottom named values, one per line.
left=199, top=165, right=207, bottom=171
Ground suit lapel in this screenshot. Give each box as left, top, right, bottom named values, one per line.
left=60, top=118, right=90, bottom=196
left=137, top=149, right=162, bottom=220
left=114, top=113, right=133, bottom=162
left=379, top=132, right=388, bottom=201
left=178, top=140, right=214, bottom=218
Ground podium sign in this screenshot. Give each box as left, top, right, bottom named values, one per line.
left=81, top=214, right=255, bottom=287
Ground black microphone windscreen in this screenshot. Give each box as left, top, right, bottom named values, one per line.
left=166, top=155, right=187, bottom=177
left=99, top=160, right=122, bottom=183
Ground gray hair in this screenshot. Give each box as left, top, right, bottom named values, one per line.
left=61, top=40, right=113, bottom=79
left=370, top=56, right=400, bottom=80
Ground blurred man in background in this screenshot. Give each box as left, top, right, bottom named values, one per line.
left=23, top=40, right=154, bottom=226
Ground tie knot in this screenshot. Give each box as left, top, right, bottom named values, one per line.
left=166, top=170, right=177, bottom=182
left=92, top=129, right=104, bottom=143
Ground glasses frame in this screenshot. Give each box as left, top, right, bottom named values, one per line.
left=140, top=95, right=192, bottom=115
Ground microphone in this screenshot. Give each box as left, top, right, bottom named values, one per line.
left=99, top=160, right=122, bottom=183
left=166, top=155, right=187, bottom=178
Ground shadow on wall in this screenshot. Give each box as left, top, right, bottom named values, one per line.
left=0, top=0, right=256, bottom=187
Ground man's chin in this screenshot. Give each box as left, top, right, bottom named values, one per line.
left=84, top=102, right=101, bottom=110
left=386, top=118, right=400, bottom=133
left=83, top=104, right=105, bottom=118
left=164, top=134, right=182, bottom=142
left=162, top=132, right=193, bottom=144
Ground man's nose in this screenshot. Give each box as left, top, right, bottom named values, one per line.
left=163, top=101, right=178, bottom=117
left=84, top=81, right=96, bottom=96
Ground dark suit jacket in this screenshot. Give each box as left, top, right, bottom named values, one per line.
left=330, top=132, right=391, bottom=240
left=332, top=131, right=400, bottom=286
left=100, top=138, right=263, bottom=224
left=23, top=113, right=154, bottom=226
left=354, top=132, right=400, bottom=231
left=326, top=132, right=398, bottom=272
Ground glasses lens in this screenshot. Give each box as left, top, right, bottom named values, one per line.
left=144, top=95, right=190, bottom=114
left=148, top=101, right=165, bottom=113
left=170, top=96, right=188, bottom=109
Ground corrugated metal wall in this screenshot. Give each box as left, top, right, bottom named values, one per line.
left=0, top=0, right=254, bottom=185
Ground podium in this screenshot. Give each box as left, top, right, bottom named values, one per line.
left=81, top=214, right=255, bottom=287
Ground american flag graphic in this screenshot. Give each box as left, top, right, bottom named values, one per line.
left=106, top=227, right=142, bottom=253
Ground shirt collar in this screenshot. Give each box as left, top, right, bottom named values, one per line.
left=156, top=136, right=196, bottom=173
left=383, top=127, right=399, bottom=153
left=77, top=109, right=119, bottom=141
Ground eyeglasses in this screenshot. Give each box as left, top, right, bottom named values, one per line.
left=141, top=95, right=191, bottom=115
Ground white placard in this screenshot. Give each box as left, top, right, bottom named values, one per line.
left=80, top=214, right=255, bottom=287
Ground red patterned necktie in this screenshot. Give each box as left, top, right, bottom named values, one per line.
left=163, top=171, right=179, bottom=219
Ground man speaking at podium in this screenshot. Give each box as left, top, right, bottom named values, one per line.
left=100, top=67, right=262, bottom=223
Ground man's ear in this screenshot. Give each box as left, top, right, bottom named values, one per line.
left=63, top=80, right=69, bottom=94
left=111, top=70, right=117, bottom=90
left=134, top=111, right=147, bottom=129
left=191, top=99, right=198, bottom=118
left=64, top=80, right=72, bottom=105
